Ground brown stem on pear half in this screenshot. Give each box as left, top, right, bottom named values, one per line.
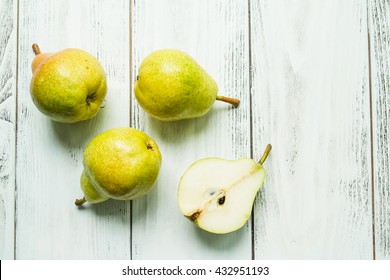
left=32, top=43, right=41, bottom=55
left=259, top=144, right=272, bottom=165
left=216, top=96, right=240, bottom=108
left=75, top=197, right=86, bottom=206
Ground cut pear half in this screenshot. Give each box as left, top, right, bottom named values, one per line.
left=177, top=144, right=271, bottom=234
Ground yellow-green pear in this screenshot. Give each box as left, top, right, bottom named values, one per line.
left=75, top=127, right=162, bottom=206
left=134, top=49, right=240, bottom=121
left=177, top=144, right=272, bottom=234
left=30, top=43, right=107, bottom=123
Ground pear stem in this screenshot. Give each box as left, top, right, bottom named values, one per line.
left=75, top=197, right=86, bottom=206
left=259, top=144, right=272, bottom=165
left=216, top=96, right=240, bottom=108
left=32, top=43, right=41, bottom=55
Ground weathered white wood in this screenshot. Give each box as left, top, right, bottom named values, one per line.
left=369, top=0, right=390, bottom=260
left=131, top=0, right=251, bottom=259
left=16, top=0, right=131, bottom=259
left=5, top=0, right=390, bottom=261
left=0, top=0, right=17, bottom=260
left=251, top=0, right=373, bottom=259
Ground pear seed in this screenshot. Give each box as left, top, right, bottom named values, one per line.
left=218, top=196, right=226, bottom=205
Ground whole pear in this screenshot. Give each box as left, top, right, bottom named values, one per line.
left=30, top=44, right=107, bottom=123
left=134, top=49, right=240, bottom=121
left=75, top=127, right=162, bottom=206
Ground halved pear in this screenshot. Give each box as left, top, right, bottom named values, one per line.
left=177, top=144, right=271, bottom=234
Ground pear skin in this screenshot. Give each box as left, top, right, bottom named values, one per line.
left=134, top=49, right=240, bottom=121
left=75, top=127, right=162, bottom=206
left=30, top=43, right=107, bottom=123
left=77, top=171, right=109, bottom=205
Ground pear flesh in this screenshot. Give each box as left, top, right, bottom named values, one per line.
left=75, top=127, right=162, bottom=206
left=134, top=49, right=239, bottom=121
left=178, top=145, right=271, bottom=234
left=30, top=44, right=107, bottom=123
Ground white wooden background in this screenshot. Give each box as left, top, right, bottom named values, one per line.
left=0, top=0, right=389, bottom=260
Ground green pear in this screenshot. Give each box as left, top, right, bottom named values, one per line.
left=75, top=127, right=162, bottom=206
left=30, top=43, right=107, bottom=123
left=177, top=144, right=272, bottom=234
left=134, top=49, right=240, bottom=121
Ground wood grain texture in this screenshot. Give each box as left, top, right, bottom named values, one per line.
left=369, top=0, right=390, bottom=260
left=0, top=0, right=17, bottom=260
left=3, top=0, right=390, bottom=261
left=250, top=0, right=373, bottom=259
left=131, top=0, right=251, bottom=259
left=15, top=0, right=131, bottom=259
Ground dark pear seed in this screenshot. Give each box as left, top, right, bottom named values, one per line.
left=218, top=196, right=226, bottom=205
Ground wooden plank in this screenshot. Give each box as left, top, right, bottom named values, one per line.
left=0, top=0, right=17, bottom=260
left=251, top=0, right=373, bottom=259
left=15, top=0, right=131, bottom=259
left=131, top=0, right=251, bottom=259
left=369, top=0, right=390, bottom=260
